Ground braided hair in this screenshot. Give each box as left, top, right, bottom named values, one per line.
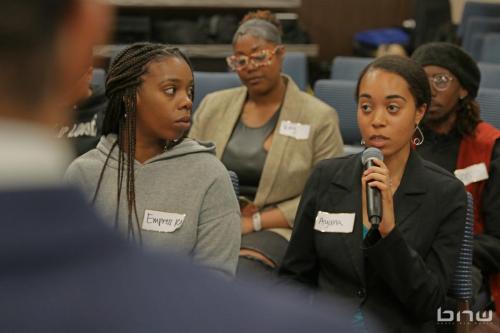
left=92, top=42, right=193, bottom=243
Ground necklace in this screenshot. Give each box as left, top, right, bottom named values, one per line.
left=163, top=138, right=180, bottom=152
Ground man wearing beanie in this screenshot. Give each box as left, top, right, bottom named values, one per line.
left=412, top=42, right=500, bottom=315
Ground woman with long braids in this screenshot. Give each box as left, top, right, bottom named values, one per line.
left=65, top=42, right=241, bottom=277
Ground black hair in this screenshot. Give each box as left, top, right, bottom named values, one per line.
left=356, top=55, right=431, bottom=112
left=93, top=42, right=194, bottom=243
left=456, top=96, right=480, bottom=136
left=0, top=0, right=76, bottom=107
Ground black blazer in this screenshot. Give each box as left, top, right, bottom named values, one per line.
left=280, top=150, right=467, bottom=332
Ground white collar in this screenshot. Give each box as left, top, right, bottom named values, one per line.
left=0, top=119, right=74, bottom=190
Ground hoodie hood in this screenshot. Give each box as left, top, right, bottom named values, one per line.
left=96, top=134, right=216, bottom=169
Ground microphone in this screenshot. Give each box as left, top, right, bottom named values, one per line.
left=361, top=148, right=384, bottom=228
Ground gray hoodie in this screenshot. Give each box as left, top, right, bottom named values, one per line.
left=65, top=134, right=241, bottom=277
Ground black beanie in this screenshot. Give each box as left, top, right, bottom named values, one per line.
left=411, top=42, right=481, bottom=98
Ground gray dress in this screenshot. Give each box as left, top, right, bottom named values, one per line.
left=221, top=107, right=288, bottom=280
left=221, top=109, right=280, bottom=201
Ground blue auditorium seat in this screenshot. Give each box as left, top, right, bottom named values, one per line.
left=193, top=72, right=241, bottom=112
left=282, top=52, right=308, bottom=90
left=480, top=33, right=500, bottom=64
left=462, top=17, right=500, bottom=59
left=91, top=68, right=106, bottom=88
left=448, top=192, right=475, bottom=329
left=314, top=79, right=363, bottom=155
left=477, top=88, right=500, bottom=129
left=330, top=56, right=373, bottom=81
left=478, top=62, right=500, bottom=90
left=228, top=170, right=239, bottom=199
left=457, top=1, right=500, bottom=38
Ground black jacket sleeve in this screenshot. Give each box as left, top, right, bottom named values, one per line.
left=474, top=140, right=500, bottom=273
left=362, top=179, right=467, bottom=321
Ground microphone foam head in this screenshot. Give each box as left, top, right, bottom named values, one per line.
left=361, top=147, right=383, bottom=165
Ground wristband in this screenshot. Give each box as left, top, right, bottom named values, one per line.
left=252, top=212, right=262, bottom=231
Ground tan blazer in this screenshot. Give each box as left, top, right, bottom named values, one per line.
left=189, top=76, right=344, bottom=228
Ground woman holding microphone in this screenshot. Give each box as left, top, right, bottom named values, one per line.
left=280, top=55, right=467, bottom=331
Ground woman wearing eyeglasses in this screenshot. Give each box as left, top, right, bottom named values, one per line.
left=412, top=42, right=500, bottom=315
left=189, top=10, right=343, bottom=280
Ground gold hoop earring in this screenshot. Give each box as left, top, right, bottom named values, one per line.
left=412, top=124, right=424, bottom=146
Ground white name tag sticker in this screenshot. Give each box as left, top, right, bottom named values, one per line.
left=142, top=209, right=186, bottom=233
left=314, top=211, right=355, bottom=233
left=279, top=120, right=311, bottom=140
left=454, top=163, right=489, bottom=186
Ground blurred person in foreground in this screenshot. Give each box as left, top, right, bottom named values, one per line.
left=0, top=1, right=352, bottom=332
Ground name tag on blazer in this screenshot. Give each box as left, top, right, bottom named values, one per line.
left=454, top=162, right=489, bottom=186
left=279, top=120, right=310, bottom=140
left=314, top=211, right=355, bottom=233
left=142, top=209, right=186, bottom=233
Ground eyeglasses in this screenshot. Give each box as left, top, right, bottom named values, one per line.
left=428, top=73, right=454, bottom=91
left=226, top=46, right=282, bottom=71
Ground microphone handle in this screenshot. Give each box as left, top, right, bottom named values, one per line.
left=365, top=159, right=383, bottom=227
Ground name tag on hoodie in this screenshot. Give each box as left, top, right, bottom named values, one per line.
left=142, top=210, right=185, bottom=233
left=454, top=163, right=489, bottom=186
left=314, top=211, right=355, bottom=233
left=279, top=120, right=310, bottom=140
